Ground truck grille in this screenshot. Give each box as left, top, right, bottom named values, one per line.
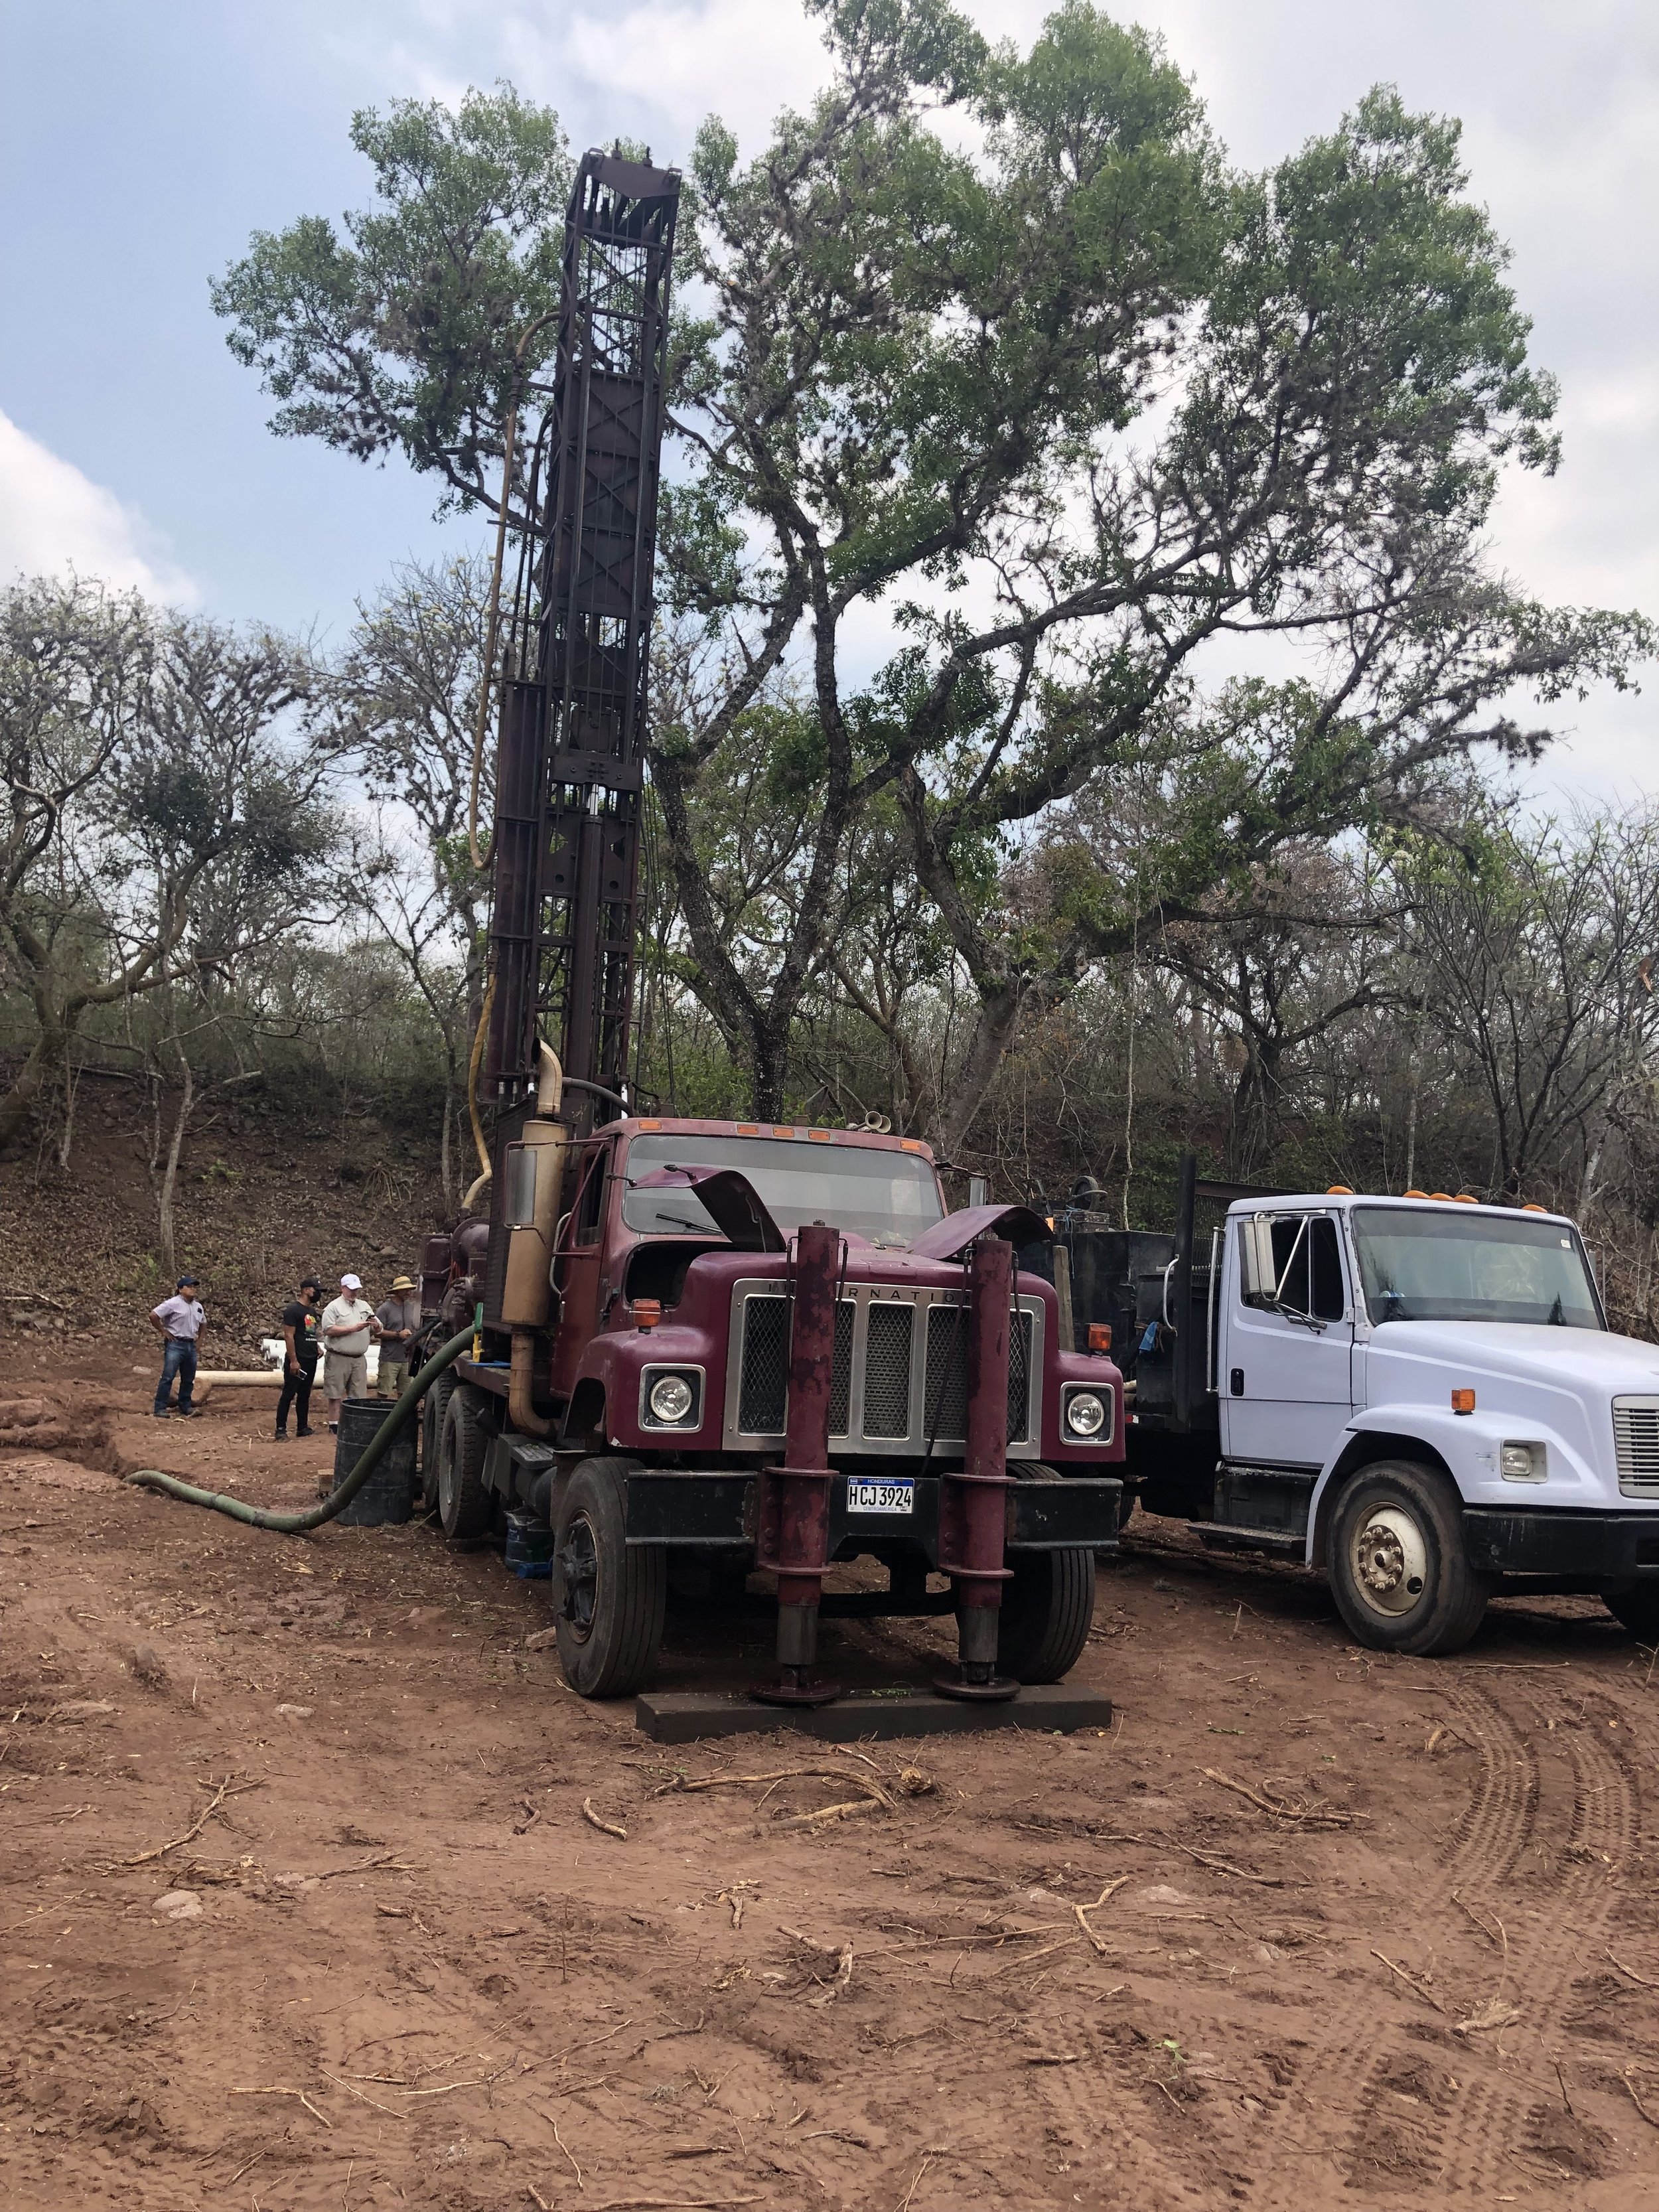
left=863, top=1303, right=914, bottom=1436
left=732, top=1283, right=1039, bottom=1455
left=922, top=1304, right=1033, bottom=1443
left=1613, top=1396, right=1659, bottom=1497
left=736, top=1295, right=855, bottom=1437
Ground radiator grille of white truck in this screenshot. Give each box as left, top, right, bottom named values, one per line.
left=1613, top=1396, right=1659, bottom=1496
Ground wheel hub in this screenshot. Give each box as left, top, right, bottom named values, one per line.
left=558, top=1514, right=599, bottom=1643
left=1350, top=1504, right=1429, bottom=1617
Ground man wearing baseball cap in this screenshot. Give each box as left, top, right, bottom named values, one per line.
left=150, top=1276, right=206, bottom=1419
left=320, top=1272, right=376, bottom=1432
left=374, top=1275, right=422, bottom=1400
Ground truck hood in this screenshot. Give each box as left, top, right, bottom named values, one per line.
left=1369, top=1321, right=1659, bottom=1396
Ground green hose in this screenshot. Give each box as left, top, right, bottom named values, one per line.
left=123, top=1328, right=476, bottom=1534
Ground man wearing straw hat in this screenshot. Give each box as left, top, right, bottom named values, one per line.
left=374, top=1274, right=422, bottom=1400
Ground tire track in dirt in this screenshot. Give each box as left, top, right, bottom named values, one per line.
left=1236, top=1681, right=1538, bottom=2207
left=1334, top=1678, right=1638, bottom=2201
left=1447, top=1688, right=1640, bottom=2201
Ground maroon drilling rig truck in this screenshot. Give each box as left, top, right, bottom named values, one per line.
left=413, top=152, right=1126, bottom=1706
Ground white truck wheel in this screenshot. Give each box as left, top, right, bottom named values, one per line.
left=1329, top=1460, right=1490, bottom=1657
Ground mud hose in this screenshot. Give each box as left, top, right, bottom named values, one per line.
left=121, top=1330, right=475, bottom=1534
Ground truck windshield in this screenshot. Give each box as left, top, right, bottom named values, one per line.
left=621, top=1134, right=944, bottom=1246
left=1350, top=1208, right=1603, bottom=1329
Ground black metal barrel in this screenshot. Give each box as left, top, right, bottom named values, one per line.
left=330, top=1397, right=416, bottom=1526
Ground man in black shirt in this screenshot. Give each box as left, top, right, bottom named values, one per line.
left=275, top=1277, right=322, bottom=1440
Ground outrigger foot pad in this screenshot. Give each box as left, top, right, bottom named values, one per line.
left=933, top=1672, right=1021, bottom=1703
left=750, top=1675, right=843, bottom=1708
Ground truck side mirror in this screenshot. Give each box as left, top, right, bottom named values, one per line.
left=1238, top=1215, right=1277, bottom=1305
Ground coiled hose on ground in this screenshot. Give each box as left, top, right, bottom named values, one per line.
left=123, top=1329, right=476, bottom=1534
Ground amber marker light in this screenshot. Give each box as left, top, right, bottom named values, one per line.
left=1451, top=1388, right=1476, bottom=1415
left=1404, top=1187, right=1429, bottom=1199
left=1088, top=1323, right=1114, bottom=1354
left=638, top=1118, right=662, bottom=1130
left=1327, top=1184, right=1355, bottom=1196
left=1453, top=1193, right=1479, bottom=1205
left=808, top=1129, right=831, bottom=1142
left=633, top=1299, right=662, bottom=1331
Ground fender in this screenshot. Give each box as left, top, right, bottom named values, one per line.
left=1303, top=1402, right=1604, bottom=1566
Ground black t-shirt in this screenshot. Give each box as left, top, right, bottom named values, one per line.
left=283, top=1301, right=322, bottom=1368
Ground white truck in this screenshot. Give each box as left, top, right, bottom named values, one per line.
left=1048, top=1156, right=1659, bottom=1655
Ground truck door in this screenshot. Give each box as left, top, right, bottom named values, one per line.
left=1221, top=1211, right=1354, bottom=1469
left=551, top=1138, right=614, bottom=1398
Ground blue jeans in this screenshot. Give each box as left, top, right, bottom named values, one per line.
left=155, top=1337, right=198, bottom=1415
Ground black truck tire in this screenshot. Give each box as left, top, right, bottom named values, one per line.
left=437, top=1385, right=492, bottom=1540
left=418, top=1370, right=457, bottom=1514
left=1329, top=1459, right=1490, bottom=1657
left=1601, top=1584, right=1659, bottom=1644
left=991, top=1466, right=1097, bottom=1682
left=552, top=1457, right=666, bottom=1698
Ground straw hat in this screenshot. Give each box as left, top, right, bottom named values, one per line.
left=391, top=1274, right=416, bottom=1291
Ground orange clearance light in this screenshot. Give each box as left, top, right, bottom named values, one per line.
left=900, top=1138, right=926, bottom=1153
left=735, top=1123, right=760, bottom=1136
left=1088, top=1323, right=1114, bottom=1354
left=808, top=1128, right=831, bottom=1142
left=1453, top=1193, right=1479, bottom=1205
left=1430, top=1192, right=1454, bottom=1203
left=1451, top=1388, right=1476, bottom=1415
left=633, top=1299, right=662, bottom=1332
left=1404, top=1188, right=1429, bottom=1199
left=1327, top=1185, right=1354, bottom=1197
left=1522, top=1203, right=1547, bottom=1214
left=638, top=1118, right=662, bottom=1131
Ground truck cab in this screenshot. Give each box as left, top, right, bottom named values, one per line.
left=1053, top=1163, right=1659, bottom=1655
left=425, top=1117, right=1126, bottom=1698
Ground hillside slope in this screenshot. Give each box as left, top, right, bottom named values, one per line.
left=0, top=1070, right=449, bottom=1364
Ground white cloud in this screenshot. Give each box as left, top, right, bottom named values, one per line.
left=0, top=410, right=196, bottom=605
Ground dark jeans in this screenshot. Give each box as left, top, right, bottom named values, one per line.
left=276, top=1361, right=316, bottom=1435
left=155, top=1337, right=198, bottom=1415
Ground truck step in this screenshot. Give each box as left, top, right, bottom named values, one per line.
left=1187, top=1520, right=1305, bottom=1559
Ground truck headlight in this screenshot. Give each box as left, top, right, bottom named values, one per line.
left=1063, top=1387, right=1109, bottom=1441
left=1500, top=1440, right=1546, bottom=1482
left=645, top=1370, right=699, bottom=1427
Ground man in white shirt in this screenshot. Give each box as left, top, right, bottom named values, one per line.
left=150, top=1276, right=206, bottom=1419
left=321, top=1272, right=376, bottom=1432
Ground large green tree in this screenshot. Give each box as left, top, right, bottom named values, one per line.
left=214, top=0, right=1652, bottom=1143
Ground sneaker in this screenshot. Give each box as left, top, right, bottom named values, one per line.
left=153, top=1410, right=172, bottom=1420
left=179, top=1408, right=203, bottom=1420
left=295, top=1427, right=315, bottom=1439
left=274, top=1429, right=289, bottom=1442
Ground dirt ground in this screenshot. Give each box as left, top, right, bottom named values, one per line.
left=2, top=1356, right=1657, bottom=2211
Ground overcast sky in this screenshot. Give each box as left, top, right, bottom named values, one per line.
left=1, top=0, right=1654, bottom=806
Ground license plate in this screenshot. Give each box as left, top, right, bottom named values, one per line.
left=847, top=1479, right=914, bottom=1515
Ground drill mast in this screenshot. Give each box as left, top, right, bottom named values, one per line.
left=485, top=151, right=680, bottom=1118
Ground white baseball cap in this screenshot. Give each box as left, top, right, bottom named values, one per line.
left=340, top=1272, right=362, bottom=1290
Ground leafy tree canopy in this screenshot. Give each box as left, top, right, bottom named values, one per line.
left=214, top=0, right=1652, bottom=1140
